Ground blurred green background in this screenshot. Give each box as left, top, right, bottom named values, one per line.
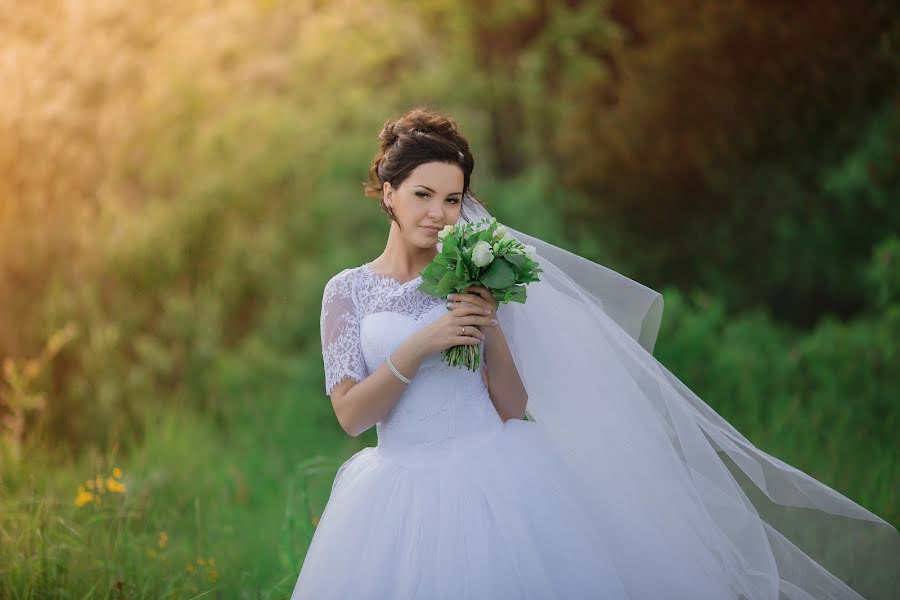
left=1, top=0, right=897, bottom=597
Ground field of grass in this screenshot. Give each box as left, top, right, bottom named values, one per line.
left=2, top=286, right=896, bottom=598
left=0, top=357, right=376, bottom=598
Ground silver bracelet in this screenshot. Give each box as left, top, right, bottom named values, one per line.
left=386, top=353, right=411, bottom=384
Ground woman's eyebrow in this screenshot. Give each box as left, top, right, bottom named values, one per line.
left=414, top=184, right=462, bottom=196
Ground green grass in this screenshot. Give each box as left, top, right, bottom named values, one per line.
left=0, top=355, right=373, bottom=599
left=1, top=297, right=897, bottom=598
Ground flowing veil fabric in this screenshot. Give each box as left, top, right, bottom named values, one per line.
left=457, top=192, right=899, bottom=600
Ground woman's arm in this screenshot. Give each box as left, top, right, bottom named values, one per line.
left=482, top=325, right=528, bottom=422
left=331, top=336, right=429, bottom=437
left=449, top=285, right=527, bottom=421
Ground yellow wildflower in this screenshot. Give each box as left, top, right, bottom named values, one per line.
left=186, top=563, right=195, bottom=573
left=94, top=475, right=105, bottom=491
left=197, top=558, right=206, bottom=565
left=208, top=568, right=219, bottom=583
left=74, top=486, right=96, bottom=507
left=106, top=477, right=126, bottom=493
left=112, top=467, right=123, bottom=479
left=146, top=548, right=157, bottom=558
left=157, top=531, right=168, bottom=549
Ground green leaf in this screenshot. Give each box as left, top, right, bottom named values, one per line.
left=504, top=253, right=529, bottom=269
left=437, top=270, right=459, bottom=296
left=443, top=235, right=459, bottom=251
left=421, top=262, right=439, bottom=281
left=506, top=284, right=528, bottom=303
left=416, top=279, right=442, bottom=297
left=481, top=257, right=517, bottom=288
left=455, top=259, right=467, bottom=279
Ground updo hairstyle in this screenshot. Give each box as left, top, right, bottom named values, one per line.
left=364, top=106, right=476, bottom=226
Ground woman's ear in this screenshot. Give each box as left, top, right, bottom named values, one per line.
left=383, top=181, right=392, bottom=209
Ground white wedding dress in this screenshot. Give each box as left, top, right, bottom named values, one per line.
left=290, top=262, right=740, bottom=599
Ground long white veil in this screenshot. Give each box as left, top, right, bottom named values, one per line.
left=458, top=192, right=899, bottom=599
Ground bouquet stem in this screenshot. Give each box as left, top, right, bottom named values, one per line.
left=442, top=343, right=482, bottom=372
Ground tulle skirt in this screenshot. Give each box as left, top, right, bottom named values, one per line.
left=290, top=417, right=740, bottom=600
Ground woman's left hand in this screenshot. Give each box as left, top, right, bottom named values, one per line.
left=448, top=285, right=498, bottom=328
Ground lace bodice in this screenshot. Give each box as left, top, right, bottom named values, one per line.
left=320, top=263, right=503, bottom=456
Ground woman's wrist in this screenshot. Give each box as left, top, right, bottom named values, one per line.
left=483, top=323, right=504, bottom=344
left=397, top=334, right=430, bottom=369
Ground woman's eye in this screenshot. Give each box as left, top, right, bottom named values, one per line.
left=416, top=191, right=458, bottom=204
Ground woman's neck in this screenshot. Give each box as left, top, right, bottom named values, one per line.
left=371, top=225, right=438, bottom=278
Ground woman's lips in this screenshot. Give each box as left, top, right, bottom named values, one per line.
left=421, top=226, right=441, bottom=233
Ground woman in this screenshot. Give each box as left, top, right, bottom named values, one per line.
left=291, top=107, right=899, bottom=599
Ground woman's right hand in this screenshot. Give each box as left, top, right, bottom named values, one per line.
left=413, top=300, right=497, bottom=356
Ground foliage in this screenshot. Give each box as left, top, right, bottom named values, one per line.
left=551, top=2, right=900, bottom=325
left=655, top=239, right=900, bottom=525
left=0, top=0, right=897, bottom=594
left=0, top=0, right=487, bottom=452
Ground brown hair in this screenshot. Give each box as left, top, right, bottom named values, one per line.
left=364, top=106, right=475, bottom=226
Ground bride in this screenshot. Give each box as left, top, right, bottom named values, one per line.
left=291, top=107, right=899, bottom=599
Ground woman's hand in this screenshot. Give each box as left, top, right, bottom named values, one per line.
left=413, top=286, right=498, bottom=355
left=450, top=285, right=498, bottom=325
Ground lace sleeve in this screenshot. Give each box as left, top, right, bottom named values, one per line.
left=320, top=270, right=368, bottom=396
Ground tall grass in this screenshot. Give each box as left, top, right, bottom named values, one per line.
left=0, top=357, right=364, bottom=598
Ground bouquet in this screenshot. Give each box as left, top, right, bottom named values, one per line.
left=416, top=216, right=542, bottom=371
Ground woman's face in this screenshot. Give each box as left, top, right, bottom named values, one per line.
left=383, top=161, right=464, bottom=246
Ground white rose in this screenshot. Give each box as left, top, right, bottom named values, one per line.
left=494, top=224, right=508, bottom=240
left=438, top=224, right=454, bottom=240
left=523, top=244, right=536, bottom=259
left=471, top=240, right=495, bottom=267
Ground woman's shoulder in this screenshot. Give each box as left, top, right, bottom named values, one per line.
left=327, top=264, right=367, bottom=283
left=323, top=265, right=365, bottom=301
